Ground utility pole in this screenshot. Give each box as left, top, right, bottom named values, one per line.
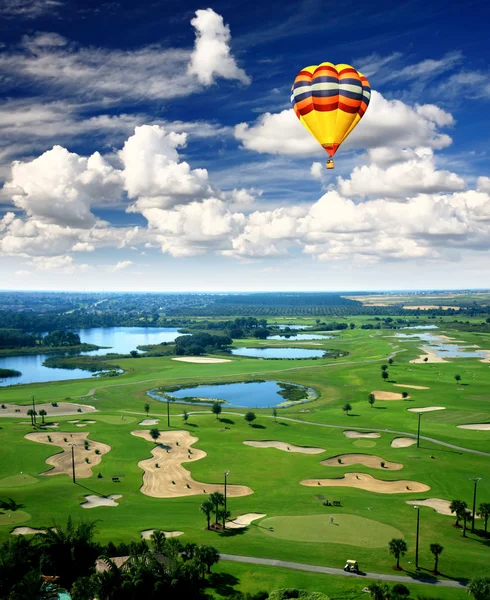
left=69, top=443, right=78, bottom=483
left=414, top=505, right=420, bottom=569
left=470, top=477, right=482, bottom=533
left=224, top=470, right=230, bottom=529
left=417, top=412, right=422, bottom=448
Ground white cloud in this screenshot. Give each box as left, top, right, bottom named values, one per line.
left=477, top=176, right=490, bottom=193
left=337, top=148, right=465, bottom=200
left=310, top=162, right=323, bottom=179
left=28, top=255, right=90, bottom=272
left=188, top=8, right=250, bottom=86
left=235, top=91, right=454, bottom=157
left=109, top=260, right=133, bottom=272
left=0, top=0, right=63, bottom=18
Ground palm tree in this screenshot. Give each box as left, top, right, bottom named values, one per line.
left=39, top=409, right=47, bottom=424
left=92, top=557, right=124, bottom=600
left=429, top=543, right=443, bottom=574
left=367, top=581, right=390, bottom=600
left=477, top=502, right=490, bottom=535
left=368, top=393, right=375, bottom=408
left=461, top=510, right=470, bottom=538
left=182, top=410, right=189, bottom=424
left=343, top=403, right=352, bottom=415
left=217, top=507, right=231, bottom=529
left=209, top=491, right=225, bottom=525
left=200, top=499, right=214, bottom=529
left=272, top=407, right=278, bottom=422
left=149, top=428, right=160, bottom=444
left=9, top=570, right=60, bottom=600
left=150, top=530, right=166, bottom=554
left=212, top=402, right=222, bottom=420
left=27, top=409, right=37, bottom=427
left=195, top=545, right=220, bottom=574
left=144, top=403, right=150, bottom=417
left=388, top=538, right=407, bottom=570
left=450, top=499, right=467, bottom=527
left=468, top=577, right=490, bottom=600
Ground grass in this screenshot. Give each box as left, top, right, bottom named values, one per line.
left=0, top=510, right=31, bottom=526
left=0, top=322, right=489, bottom=594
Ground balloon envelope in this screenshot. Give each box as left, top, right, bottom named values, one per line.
left=291, top=62, right=371, bottom=160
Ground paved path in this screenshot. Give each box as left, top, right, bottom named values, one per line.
left=220, top=554, right=467, bottom=588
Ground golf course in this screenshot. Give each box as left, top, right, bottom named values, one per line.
left=1, top=315, right=490, bottom=599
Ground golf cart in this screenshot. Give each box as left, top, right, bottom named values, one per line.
left=344, top=559, right=359, bottom=573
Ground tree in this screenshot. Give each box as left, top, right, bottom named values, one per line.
left=212, top=402, right=222, bottom=420
left=182, top=410, right=189, bottom=424
left=401, top=392, right=409, bottom=399
left=272, top=407, right=278, bottom=422
left=196, top=545, right=220, bottom=574
left=381, top=364, right=388, bottom=371
left=149, top=428, right=160, bottom=444
left=368, top=393, right=375, bottom=408
left=27, top=409, right=37, bottom=427
left=455, top=374, right=462, bottom=384
left=144, top=403, right=150, bottom=417
left=200, top=499, right=214, bottom=530
left=9, top=570, right=61, bottom=600
left=461, top=509, right=470, bottom=538
left=343, top=403, right=352, bottom=415
left=130, top=350, right=139, bottom=358
left=217, top=507, right=231, bottom=529
left=209, top=492, right=225, bottom=525
left=450, top=499, right=467, bottom=527
left=382, top=371, right=389, bottom=381
left=388, top=538, right=407, bottom=570
left=468, top=577, right=490, bottom=600
left=244, top=412, right=256, bottom=425
left=429, top=543, right=443, bottom=574
left=367, top=581, right=390, bottom=600
left=477, top=502, right=490, bottom=534
left=150, top=530, right=166, bottom=554
left=388, top=358, right=394, bottom=365
left=253, top=328, right=270, bottom=339
left=39, top=409, right=47, bottom=424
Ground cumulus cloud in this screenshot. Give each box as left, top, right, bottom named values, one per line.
left=188, top=8, right=250, bottom=85
left=108, top=260, right=133, bottom=272
left=310, top=162, right=323, bottom=179
left=0, top=0, right=63, bottom=19
left=28, top=255, right=90, bottom=273
left=477, top=176, right=490, bottom=193
left=235, top=91, right=454, bottom=157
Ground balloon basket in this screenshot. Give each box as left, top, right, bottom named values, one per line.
left=326, top=159, right=334, bottom=170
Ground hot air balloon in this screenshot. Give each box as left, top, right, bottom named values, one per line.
left=291, top=62, right=370, bottom=169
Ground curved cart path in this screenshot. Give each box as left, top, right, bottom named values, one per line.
left=220, top=554, right=467, bottom=588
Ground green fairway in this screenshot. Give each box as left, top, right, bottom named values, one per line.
left=260, top=514, right=403, bottom=547
left=0, top=474, right=38, bottom=487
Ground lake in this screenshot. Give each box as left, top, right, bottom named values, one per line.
left=231, top=347, right=325, bottom=359
left=0, top=327, right=183, bottom=387
left=148, top=380, right=316, bottom=408
left=267, top=333, right=334, bottom=340
left=395, top=331, right=489, bottom=359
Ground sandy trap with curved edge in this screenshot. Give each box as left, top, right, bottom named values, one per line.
left=243, top=441, right=324, bottom=454
left=301, top=472, right=429, bottom=494
left=132, top=430, right=253, bottom=499
left=0, top=402, right=96, bottom=418
left=141, top=529, right=184, bottom=539
left=139, top=419, right=159, bottom=426
left=171, top=357, right=232, bottom=363
left=406, top=498, right=453, bottom=516
left=343, top=430, right=381, bottom=439
left=407, top=406, right=446, bottom=413
left=391, top=437, right=417, bottom=448
left=321, top=454, right=403, bottom=470
left=457, top=423, right=490, bottom=430
left=372, top=391, right=410, bottom=401
left=410, top=349, right=448, bottom=364
left=393, top=384, right=429, bottom=390
left=226, top=513, right=266, bottom=529
left=81, top=494, right=122, bottom=508
left=11, top=527, right=47, bottom=535
left=25, top=432, right=110, bottom=478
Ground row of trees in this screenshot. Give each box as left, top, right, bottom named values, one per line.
left=387, top=538, right=443, bottom=573
left=0, top=328, right=82, bottom=349
left=174, top=333, right=232, bottom=356
left=450, top=499, right=490, bottom=535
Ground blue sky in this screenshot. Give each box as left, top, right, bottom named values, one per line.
left=1, top=0, right=490, bottom=291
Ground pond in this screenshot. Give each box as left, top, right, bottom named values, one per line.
left=148, top=380, right=317, bottom=408
left=230, top=347, right=325, bottom=359
left=267, top=333, right=334, bottom=340
left=273, top=324, right=310, bottom=330
left=401, top=325, right=439, bottom=330
left=0, top=327, right=183, bottom=387
left=395, top=332, right=490, bottom=359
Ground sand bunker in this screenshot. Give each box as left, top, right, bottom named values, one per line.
left=226, top=513, right=266, bottom=529
left=141, top=529, right=184, bottom=539
left=393, top=384, right=429, bottom=390
left=406, top=498, right=453, bottom=516
left=372, top=391, right=410, bottom=401
left=132, top=430, right=253, bottom=499
left=243, top=441, right=324, bottom=454
left=407, top=406, right=446, bottom=413
left=25, top=432, right=111, bottom=478
left=0, top=402, right=96, bottom=418
left=410, top=349, right=448, bottom=364
left=172, top=357, right=232, bottom=363
left=139, top=419, right=159, bottom=426
left=76, top=424, right=86, bottom=427
left=343, top=430, right=381, bottom=439
left=301, top=472, right=429, bottom=494
left=81, top=494, right=122, bottom=509
left=11, top=527, right=47, bottom=535
left=457, top=423, right=490, bottom=430
left=321, top=454, right=403, bottom=470
left=391, top=437, right=417, bottom=448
